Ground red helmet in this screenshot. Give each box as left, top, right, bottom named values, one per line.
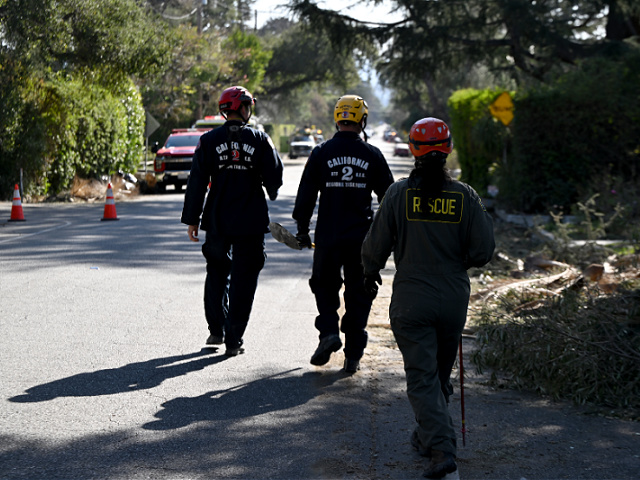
left=408, top=117, right=453, bottom=157
left=218, top=86, right=255, bottom=113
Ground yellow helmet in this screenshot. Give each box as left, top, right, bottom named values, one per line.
left=334, top=95, right=368, bottom=124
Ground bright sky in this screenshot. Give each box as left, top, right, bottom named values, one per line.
left=253, top=0, right=403, bottom=28
left=252, top=0, right=401, bottom=105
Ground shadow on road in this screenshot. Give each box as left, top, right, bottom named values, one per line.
left=0, top=193, right=310, bottom=278
left=142, top=369, right=343, bottom=431
left=1, top=367, right=354, bottom=479
left=9, top=349, right=227, bottom=402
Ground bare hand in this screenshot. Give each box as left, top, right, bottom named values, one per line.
left=188, top=225, right=199, bottom=242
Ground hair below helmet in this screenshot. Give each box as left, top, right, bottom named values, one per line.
left=219, top=86, right=255, bottom=113
left=334, top=95, right=368, bottom=124
left=409, top=117, right=453, bottom=158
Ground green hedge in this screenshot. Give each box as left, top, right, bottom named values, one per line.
left=446, top=48, right=640, bottom=214
left=500, top=48, right=640, bottom=213
left=43, top=74, right=145, bottom=194
left=448, top=88, right=508, bottom=196
left=0, top=67, right=49, bottom=198
left=0, top=72, right=144, bottom=198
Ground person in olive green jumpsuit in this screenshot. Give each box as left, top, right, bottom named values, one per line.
left=361, top=118, right=495, bottom=479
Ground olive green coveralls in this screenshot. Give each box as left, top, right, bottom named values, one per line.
left=361, top=178, right=495, bottom=457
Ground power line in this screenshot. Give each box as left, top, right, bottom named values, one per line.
left=160, top=8, right=198, bottom=21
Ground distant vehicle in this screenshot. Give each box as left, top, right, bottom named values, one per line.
left=150, top=115, right=266, bottom=192
left=393, top=139, right=410, bottom=157
left=384, top=129, right=398, bottom=142
left=192, top=115, right=226, bottom=130
left=192, top=114, right=263, bottom=131
left=289, top=134, right=316, bottom=159
left=151, top=128, right=209, bottom=192
left=288, top=126, right=324, bottom=159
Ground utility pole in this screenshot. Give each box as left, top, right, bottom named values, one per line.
left=237, top=0, right=244, bottom=32
left=196, top=0, right=205, bottom=120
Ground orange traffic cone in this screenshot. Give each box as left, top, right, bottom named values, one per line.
left=9, top=184, right=26, bottom=222
left=101, top=183, right=119, bottom=221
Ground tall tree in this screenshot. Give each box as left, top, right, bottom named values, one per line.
left=289, top=0, right=640, bottom=107
left=140, top=0, right=274, bottom=137
left=256, top=18, right=363, bottom=129
left=139, top=24, right=272, bottom=144
left=259, top=20, right=360, bottom=95
left=0, top=0, right=170, bottom=84
left=146, top=0, right=256, bottom=33
left=0, top=0, right=171, bottom=196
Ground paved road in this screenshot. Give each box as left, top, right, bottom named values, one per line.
left=2, top=136, right=457, bottom=479
left=8, top=133, right=636, bottom=480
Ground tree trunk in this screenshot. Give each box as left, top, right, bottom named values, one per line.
left=606, top=0, right=639, bottom=40
left=424, top=71, right=449, bottom=122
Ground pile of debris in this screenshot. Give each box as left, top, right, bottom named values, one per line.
left=468, top=245, right=640, bottom=419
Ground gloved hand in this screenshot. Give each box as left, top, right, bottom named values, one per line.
left=363, top=272, right=382, bottom=298
left=267, top=188, right=278, bottom=201
left=295, top=233, right=313, bottom=249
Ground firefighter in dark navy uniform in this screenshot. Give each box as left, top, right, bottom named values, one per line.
left=361, top=117, right=495, bottom=478
left=293, top=95, right=394, bottom=373
left=181, top=86, right=284, bottom=357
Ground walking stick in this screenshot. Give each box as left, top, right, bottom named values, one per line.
left=459, top=336, right=467, bottom=447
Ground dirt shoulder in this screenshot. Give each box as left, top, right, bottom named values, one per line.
left=362, top=232, right=640, bottom=480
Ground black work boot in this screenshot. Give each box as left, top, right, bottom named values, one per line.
left=225, top=346, right=245, bottom=357
left=423, top=449, right=457, bottom=479
left=225, top=339, right=244, bottom=357
left=206, top=334, right=224, bottom=345
left=343, top=358, right=360, bottom=374
left=310, top=334, right=342, bottom=366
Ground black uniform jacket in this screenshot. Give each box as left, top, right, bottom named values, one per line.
left=362, top=178, right=495, bottom=276
left=181, top=121, right=284, bottom=236
left=292, top=131, right=394, bottom=247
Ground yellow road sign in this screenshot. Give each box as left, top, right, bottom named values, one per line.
left=489, top=92, right=514, bottom=126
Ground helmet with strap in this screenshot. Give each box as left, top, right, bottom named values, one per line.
left=219, top=86, right=255, bottom=122
left=409, top=117, right=453, bottom=158
left=334, top=95, right=368, bottom=125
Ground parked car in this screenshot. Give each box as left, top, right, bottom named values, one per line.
left=151, top=128, right=209, bottom=192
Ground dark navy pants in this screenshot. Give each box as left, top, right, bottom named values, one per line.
left=309, top=243, right=372, bottom=361
left=202, top=233, right=266, bottom=350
